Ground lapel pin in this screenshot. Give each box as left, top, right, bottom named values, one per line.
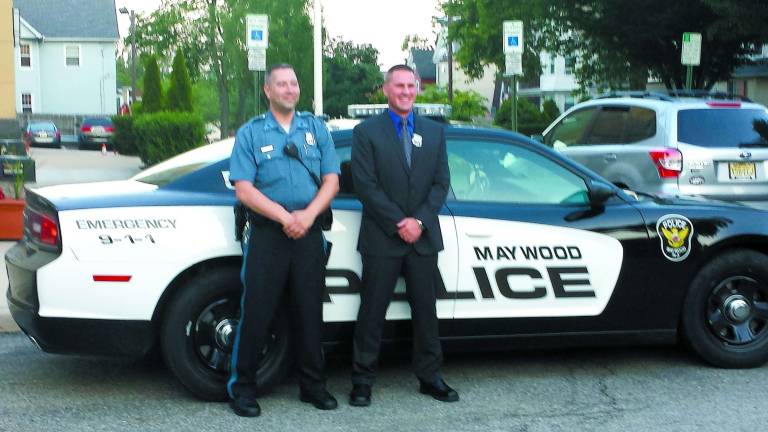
left=412, top=133, right=423, bottom=148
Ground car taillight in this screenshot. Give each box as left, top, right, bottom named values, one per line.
left=649, top=149, right=683, bottom=178
left=104, top=126, right=114, bottom=132
left=26, top=208, right=59, bottom=247
left=81, top=125, right=91, bottom=132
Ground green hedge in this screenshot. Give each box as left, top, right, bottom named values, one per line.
left=111, top=115, right=139, bottom=156
left=132, top=112, right=205, bottom=166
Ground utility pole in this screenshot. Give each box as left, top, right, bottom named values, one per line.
left=119, top=7, right=137, bottom=104
left=447, top=16, right=453, bottom=104
left=313, top=0, right=323, bottom=115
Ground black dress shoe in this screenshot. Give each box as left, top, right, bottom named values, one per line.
left=419, top=379, right=459, bottom=402
left=300, top=388, right=338, bottom=410
left=229, top=396, right=261, bottom=417
left=349, top=384, right=372, bottom=407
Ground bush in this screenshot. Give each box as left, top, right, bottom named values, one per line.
left=142, top=55, right=164, bottom=113
left=542, top=99, right=561, bottom=123
left=494, top=97, right=550, bottom=136
left=132, top=112, right=206, bottom=166
left=111, top=115, right=139, bottom=156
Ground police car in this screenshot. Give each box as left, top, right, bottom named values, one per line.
left=6, top=122, right=768, bottom=402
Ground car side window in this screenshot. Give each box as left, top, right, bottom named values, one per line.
left=584, top=106, right=633, bottom=144
left=623, top=107, right=656, bottom=142
left=447, top=139, right=590, bottom=205
left=336, top=145, right=355, bottom=197
left=545, top=107, right=597, bottom=149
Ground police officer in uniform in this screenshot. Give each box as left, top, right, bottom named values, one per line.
left=227, top=63, right=340, bottom=417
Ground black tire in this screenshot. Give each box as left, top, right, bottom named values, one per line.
left=160, top=267, right=292, bottom=401
left=681, top=249, right=768, bottom=368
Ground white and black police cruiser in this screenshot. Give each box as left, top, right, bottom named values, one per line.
left=7, top=115, right=768, bottom=401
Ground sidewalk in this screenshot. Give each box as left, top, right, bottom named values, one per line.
left=0, top=241, right=20, bottom=332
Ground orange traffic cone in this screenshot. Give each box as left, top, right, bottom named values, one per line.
left=101, top=143, right=107, bottom=155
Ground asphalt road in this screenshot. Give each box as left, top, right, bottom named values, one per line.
left=1, top=332, right=767, bottom=432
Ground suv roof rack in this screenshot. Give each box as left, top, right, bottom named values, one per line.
left=596, top=90, right=752, bottom=103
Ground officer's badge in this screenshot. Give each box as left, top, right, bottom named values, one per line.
left=656, top=214, right=694, bottom=262
left=412, top=133, right=423, bottom=148
left=305, top=132, right=316, bottom=146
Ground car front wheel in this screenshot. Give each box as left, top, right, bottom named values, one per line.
left=682, top=249, right=768, bottom=368
left=160, top=266, right=291, bottom=401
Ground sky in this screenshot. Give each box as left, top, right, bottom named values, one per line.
left=114, top=0, right=443, bottom=69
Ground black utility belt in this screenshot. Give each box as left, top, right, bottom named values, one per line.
left=234, top=203, right=332, bottom=241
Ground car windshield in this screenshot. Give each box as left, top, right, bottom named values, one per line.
left=133, top=138, right=235, bottom=186
left=30, top=123, right=55, bottom=132
left=678, top=108, right=768, bottom=148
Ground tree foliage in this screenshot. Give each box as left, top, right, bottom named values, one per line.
left=167, top=49, right=194, bottom=112
left=416, top=85, right=488, bottom=122
left=130, top=0, right=314, bottom=136
left=142, top=55, right=164, bottom=113
left=323, top=39, right=383, bottom=118
left=443, top=0, right=768, bottom=91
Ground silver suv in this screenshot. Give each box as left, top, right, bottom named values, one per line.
left=540, top=93, right=768, bottom=208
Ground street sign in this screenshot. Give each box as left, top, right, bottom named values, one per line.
left=503, top=20, right=523, bottom=54
left=246, top=14, right=268, bottom=49
left=681, top=32, right=701, bottom=66
left=248, top=48, right=266, bottom=71
left=505, top=52, right=523, bottom=76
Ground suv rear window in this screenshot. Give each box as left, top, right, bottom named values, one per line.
left=678, top=108, right=768, bottom=148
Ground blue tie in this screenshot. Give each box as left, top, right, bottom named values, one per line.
left=401, top=118, right=412, bottom=167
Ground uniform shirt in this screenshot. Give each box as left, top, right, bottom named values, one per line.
left=229, top=110, right=340, bottom=211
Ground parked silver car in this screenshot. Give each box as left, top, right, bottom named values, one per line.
left=540, top=93, right=768, bottom=208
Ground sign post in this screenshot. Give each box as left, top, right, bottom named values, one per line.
left=503, top=20, right=523, bottom=132
left=246, top=14, right=268, bottom=115
left=681, top=32, right=701, bottom=90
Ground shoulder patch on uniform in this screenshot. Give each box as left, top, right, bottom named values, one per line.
left=656, top=214, right=693, bottom=262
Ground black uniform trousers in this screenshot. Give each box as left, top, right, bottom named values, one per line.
left=228, top=221, right=326, bottom=400
left=351, top=250, right=443, bottom=385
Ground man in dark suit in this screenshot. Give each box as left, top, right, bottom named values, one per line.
left=349, top=64, right=457, bottom=406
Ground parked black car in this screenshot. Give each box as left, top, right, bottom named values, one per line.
left=77, top=117, right=114, bottom=150
left=23, top=121, right=61, bottom=149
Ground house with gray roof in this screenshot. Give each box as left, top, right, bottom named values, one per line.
left=13, top=0, right=119, bottom=116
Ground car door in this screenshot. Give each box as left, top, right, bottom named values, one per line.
left=324, top=136, right=459, bottom=328
left=444, top=132, right=654, bottom=338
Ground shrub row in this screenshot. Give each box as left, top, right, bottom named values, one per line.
left=113, top=112, right=205, bottom=166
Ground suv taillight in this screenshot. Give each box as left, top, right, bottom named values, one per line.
left=649, top=149, right=683, bottom=178
left=80, top=125, right=91, bottom=133
left=26, top=207, right=59, bottom=248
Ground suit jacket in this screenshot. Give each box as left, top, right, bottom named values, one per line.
left=351, top=111, right=450, bottom=257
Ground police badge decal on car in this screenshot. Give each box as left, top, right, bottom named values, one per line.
left=656, top=214, right=694, bottom=262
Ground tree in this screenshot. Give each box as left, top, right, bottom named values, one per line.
left=142, top=55, right=163, bottom=113
left=415, top=85, right=488, bottom=122
left=167, top=49, right=194, bottom=112
left=323, top=39, right=383, bottom=118
left=131, top=0, right=314, bottom=136
left=444, top=0, right=768, bottom=92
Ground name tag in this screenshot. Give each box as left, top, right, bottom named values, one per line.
left=260, top=145, right=274, bottom=153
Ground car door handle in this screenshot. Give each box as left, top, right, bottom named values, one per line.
left=465, top=231, right=492, bottom=238
left=603, top=153, right=617, bottom=162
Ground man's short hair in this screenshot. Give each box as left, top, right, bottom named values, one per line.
left=385, top=64, right=417, bottom=83
left=265, top=63, right=295, bottom=84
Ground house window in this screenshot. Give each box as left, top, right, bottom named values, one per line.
left=549, top=54, right=556, bottom=74
left=565, top=56, right=575, bottom=75
left=20, top=44, right=31, bottom=67
left=65, top=45, right=80, bottom=66
left=21, top=93, right=32, bottom=113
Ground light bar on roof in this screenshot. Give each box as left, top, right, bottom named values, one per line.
left=348, top=104, right=452, bottom=119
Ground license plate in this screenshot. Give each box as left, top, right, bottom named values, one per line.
left=729, top=162, right=756, bottom=180
left=92, top=126, right=104, bottom=134
left=93, top=137, right=107, bottom=142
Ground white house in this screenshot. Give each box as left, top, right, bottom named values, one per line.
left=517, top=52, right=580, bottom=114
left=13, top=0, right=118, bottom=116
left=433, top=29, right=497, bottom=112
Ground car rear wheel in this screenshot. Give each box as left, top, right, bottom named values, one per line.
left=160, top=266, right=291, bottom=401
left=682, top=249, right=768, bottom=368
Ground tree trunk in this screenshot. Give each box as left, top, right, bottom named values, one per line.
left=207, top=0, right=230, bottom=137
